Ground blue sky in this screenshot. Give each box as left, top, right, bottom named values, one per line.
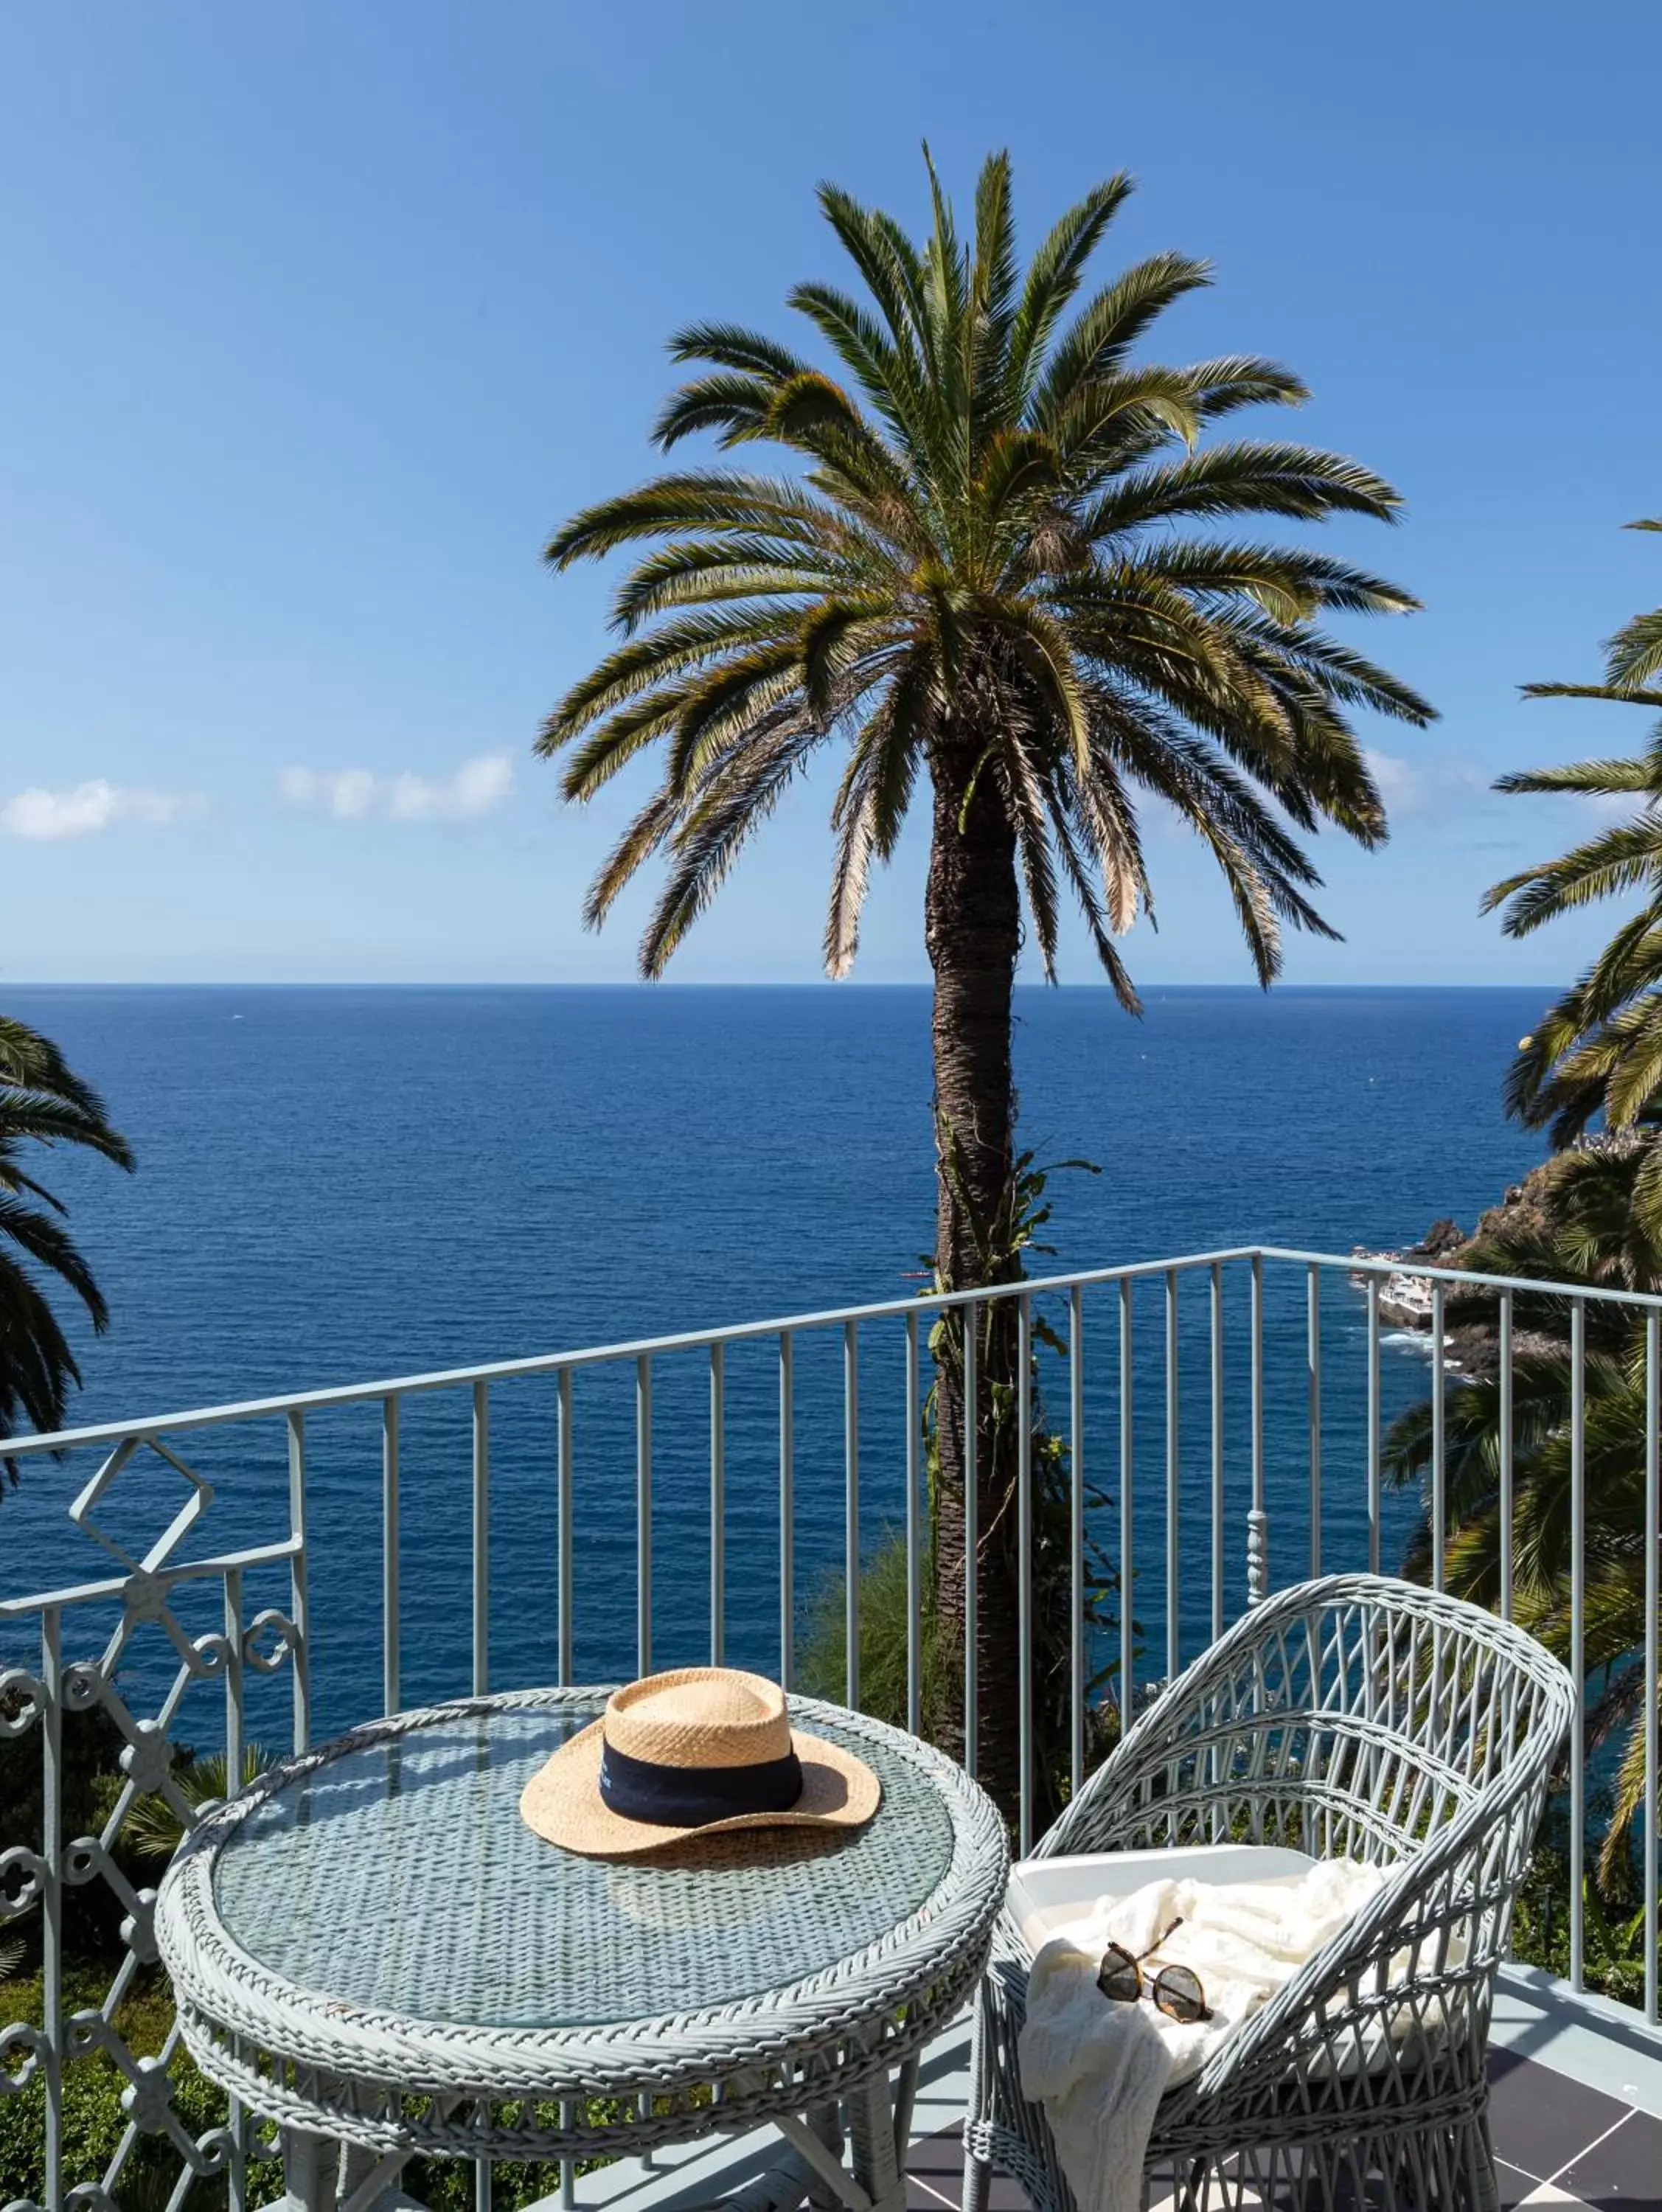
left=1, top=1, right=1656, bottom=987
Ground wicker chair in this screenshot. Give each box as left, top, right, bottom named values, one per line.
left=964, top=1574, right=1574, bottom=2212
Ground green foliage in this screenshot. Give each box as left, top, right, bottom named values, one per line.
left=0, top=1965, right=282, bottom=2212
left=799, top=1519, right=945, bottom=1725
left=802, top=1150, right=1124, bottom=1829
left=1416, top=530, right=1662, bottom=1999
left=0, top=1736, right=686, bottom=2212
left=0, top=1726, right=293, bottom=2209
left=0, top=1966, right=625, bottom=2212
left=538, top=149, right=1428, bottom=997
left=538, top=149, right=1422, bottom=1820
left=121, top=1748, right=277, bottom=1865
left=0, top=1014, right=134, bottom=1475
left=1512, top=1792, right=1655, bottom=2008
left=799, top=1485, right=1120, bottom=1838
left=1485, top=522, right=1662, bottom=1192
left=0, top=1698, right=136, bottom=1965
left=405, top=2129, right=622, bottom=2212
left=1385, top=1146, right=1661, bottom=1892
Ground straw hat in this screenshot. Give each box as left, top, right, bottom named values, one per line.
left=520, top=1668, right=881, bottom=1858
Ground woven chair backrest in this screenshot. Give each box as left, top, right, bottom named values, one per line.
left=1035, top=1577, right=1574, bottom=2117
left=1044, top=1574, right=1570, bottom=1870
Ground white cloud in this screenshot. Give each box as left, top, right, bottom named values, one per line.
left=277, top=766, right=377, bottom=818
left=278, top=754, right=512, bottom=824
left=1364, top=750, right=1429, bottom=815
left=1, top=779, right=206, bottom=842
left=389, top=754, right=514, bottom=821
left=1365, top=751, right=1492, bottom=819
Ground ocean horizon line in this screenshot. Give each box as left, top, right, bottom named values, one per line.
left=2, top=977, right=1563, bottom=995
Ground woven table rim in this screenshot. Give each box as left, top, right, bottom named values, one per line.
left=154, top=1686, right=1009, bottom=2099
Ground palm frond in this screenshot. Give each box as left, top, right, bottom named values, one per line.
left=1004, top=174, right=1134, bottom=413
left=1483, top=818, right=1662, bottom=936
left=1034, top=252, right=1212, bottom=428
left=0, top=1020, right=131, bottom=1478
left=1081, top=441, right=1403, bottom=539
left=539, top=148, right=1423, bottom=1033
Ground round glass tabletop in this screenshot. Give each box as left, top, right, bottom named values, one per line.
left=209, top=1699, right=959, bottom=2031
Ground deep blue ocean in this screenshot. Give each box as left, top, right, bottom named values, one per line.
left=1, top=986, right=1547, bottom=1745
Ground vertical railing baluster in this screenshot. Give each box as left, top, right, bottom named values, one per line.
left=636, top=1353, right=653, bottom=1676
left=1165, top=1269, right=1180, bottom=1683
left=223, top=1565, right=248, bottom=2212
left=1248, top=1254, right=1266, bottom=1604
left=1569, top=1295, right=1586, bottom=1991
left=557, top=1368, right=574, bottom=1687
left=382, top=1394, right=400, bottom=1716
left=1498, top=1290, right=1515, bottom=1621
left=1069, top=1284, right=1085, bottom=1797
left=905, top=1309, right=922, bottom=1739
left=472, top=1379, right=490, bottom=1697
left=41, top=1604, right=62, bottom=2212
left=1119, top=1277, right=1135, bottom=1724
left=1018, top=1293, right=1034, bottom=1855
left=1366, top=1276, right=1382, bottom=1579
left=1209, top=1265, right=1225, bottom=1835
left=779, top=1332, right=795, bottom=1691
left=1208, top=1265, right=1224, bottom=1642
left=964, top=1303, right=978, bottom=1781
left=223, top=1565, right=245, bottom=1795
left=1646, top=1307, right=1659, bottom=2027
left=709, top=1342, right=726, bottom=1666
left=54, top=1249, right=1662, bottom=2212
left=1430, top=1279, right=1447, bottom=1593
left=1307, top=1263, right=1322, bottom=1577
left=845, top=1318, right=860, bottom=1709
left=286, top=1409, right=310, bottom=1750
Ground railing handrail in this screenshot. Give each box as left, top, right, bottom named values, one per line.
left=6, top=1220, right=1660, bottom=2212
left=7, top=1239, right=1661, bottom=1460
left=1263, top=1242, right=1662, bottom=1306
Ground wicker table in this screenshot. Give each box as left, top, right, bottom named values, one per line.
left=155, top=1687, right=1008, bottom=2212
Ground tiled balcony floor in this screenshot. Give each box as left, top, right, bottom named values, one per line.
left=902, top=2045, right=1662, bottom=2212
left=577, top=1973, right=1662, bottom=2212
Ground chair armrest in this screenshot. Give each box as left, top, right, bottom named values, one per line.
left=1180, top=1733, right=1552, bottom=2110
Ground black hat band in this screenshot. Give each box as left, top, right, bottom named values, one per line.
left=598, top=1739, right=805, bottom=1827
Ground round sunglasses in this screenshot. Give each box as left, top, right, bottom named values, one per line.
left=1096, top=1916, right=1211, bottom=2025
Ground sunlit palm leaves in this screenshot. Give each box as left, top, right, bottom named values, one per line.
left=538, top=151, right=1430, bottom=995
left=1385, top=1146, right=1659, bottom=1883
left=0, top=1016, right=133, bottom=1477
left=1486, top=524, right=1662, bottom=1206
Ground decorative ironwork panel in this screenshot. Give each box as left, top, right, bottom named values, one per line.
left=1, top=1434, right=302, bottom=2212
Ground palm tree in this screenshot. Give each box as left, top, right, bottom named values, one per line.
left=538, top=152, right=1430, bottom=1806
left=0, top=1015, right=134, bottom=1479
left=1385, top=1144, right=1658, bottom=1887
left=1485, top=522, right=1662, bottom=1223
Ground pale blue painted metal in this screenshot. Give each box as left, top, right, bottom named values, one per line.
left=4, top=1242, right=1660, bottom=2212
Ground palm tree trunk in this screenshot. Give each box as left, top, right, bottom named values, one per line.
left=925, top=733, right=1024, bottom=1820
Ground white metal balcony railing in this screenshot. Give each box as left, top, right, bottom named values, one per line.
left=1, top=1244, right=1659, bottom=2212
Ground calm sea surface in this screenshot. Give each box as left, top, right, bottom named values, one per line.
left=1, top=985, right=1546, bottom=1738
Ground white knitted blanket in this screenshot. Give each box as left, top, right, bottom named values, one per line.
left=1017, top=1860, right=1388, bottom=2212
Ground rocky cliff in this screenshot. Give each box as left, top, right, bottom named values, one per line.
left=1349, top=1151, right=1592, bottom=1366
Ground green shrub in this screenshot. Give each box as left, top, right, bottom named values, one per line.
left=1511, top=1790, right=1654, bottom=2007
left=0, top=1963, right=652, bottom=2212
left=799, top=1484, right=1120, bottom=1834
left=0, top=1964, right=282, bottom=2212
